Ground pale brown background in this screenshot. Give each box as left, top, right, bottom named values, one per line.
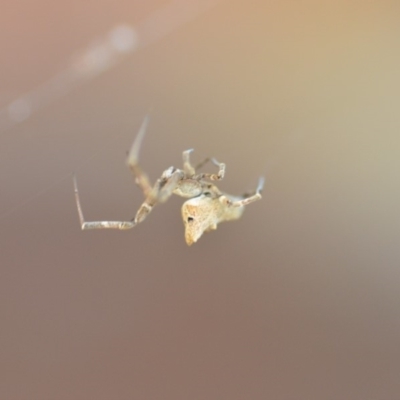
left=1, top=1, right=400, bottom=399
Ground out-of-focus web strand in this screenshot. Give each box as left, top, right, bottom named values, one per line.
left=0, top=0, right=222, bottom=133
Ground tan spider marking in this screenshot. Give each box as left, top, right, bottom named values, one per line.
left=73, top=116, right=264, bottom=245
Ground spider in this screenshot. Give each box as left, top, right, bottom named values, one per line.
left=73, top=116, right=264, bottom=245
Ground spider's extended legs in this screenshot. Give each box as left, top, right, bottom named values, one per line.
left=73, top=175, right=135, bottom=230
left=72, top=115, right=179, bottom=231
left=73, top=169, right=183, bottom=230
left=220, top=177, right=264, bottom=207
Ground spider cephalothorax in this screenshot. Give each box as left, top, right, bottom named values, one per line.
left=73, top=116, right=263, bottom=245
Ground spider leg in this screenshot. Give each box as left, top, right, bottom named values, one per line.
left=193, top=157, right=225, bottom=181
left=182, top=148, right=225, bottom=181
left=220, top=177, right=264, bottom=207
left=127, top=115, right=152, bottom=197
left=75, top=114, right=185, bottom=229
left=73, top=168, right=184, bottom=230
left=132, top=168, right=184, bottom=224
left=194, top=157, right=225, bottom=172
left=194, top=157, right=211, bottom=170
left=73, top=175, right=135, bottom=230
left=157, top=168, right=185, bottom=202
left=125, top=116, right=185, bottom=225
left=182, top=148, right=196, bottom=176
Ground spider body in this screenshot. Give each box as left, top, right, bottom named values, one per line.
left=73, top=116, right=263, bottom=245
left=182, top=188, right=246, bottom=245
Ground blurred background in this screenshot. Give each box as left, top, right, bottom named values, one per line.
left=1, top=0, right=400, bottom=399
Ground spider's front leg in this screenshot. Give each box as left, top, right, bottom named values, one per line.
left=127, top=115, right=153, bottom=197
left=73, top=116, right=183, bottom=231
left=72, top=167, right=183, bottom=232
left=73, top=175, right=135, bottom=230
left=72, top=116, right=152, bottom=231
left=125, top=115, right=184, bottom=224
